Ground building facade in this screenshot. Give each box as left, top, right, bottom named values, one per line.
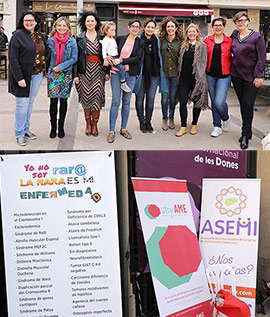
left=0, top=0, right=15, bottom=41
left=1, top=1, right=269, bottom=52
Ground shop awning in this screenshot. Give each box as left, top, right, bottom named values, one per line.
left=119, top=4, right=214, bottom=17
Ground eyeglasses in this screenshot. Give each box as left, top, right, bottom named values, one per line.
left=213, top=24, right=224, bottom=28
left=167, top=42, right=172, bottom=52
left=24, top=19, right=35, bottom=23
left=235, top=19, right=248, bottom=24
left=130, top=25, right=140, bottom=30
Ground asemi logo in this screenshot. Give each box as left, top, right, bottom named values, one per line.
left=215, top=186, right=247, bottom=217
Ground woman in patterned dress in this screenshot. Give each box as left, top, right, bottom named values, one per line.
left=47, top=17, right=78, bottom=138
left=74, top=11, right=109, bottom=137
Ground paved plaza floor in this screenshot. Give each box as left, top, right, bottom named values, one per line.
left=0, top=78, right=269, bottom=151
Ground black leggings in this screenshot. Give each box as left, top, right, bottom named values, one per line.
left=50, top=98, right=68, bottom=122
left=178, top=78, right=201, bottom=127
left=231, top=76, right=259, bottom=137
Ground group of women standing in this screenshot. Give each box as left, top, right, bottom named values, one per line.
left=8, top=10, right=107, bottom=145
left=8, top=10, right=266, bottom=149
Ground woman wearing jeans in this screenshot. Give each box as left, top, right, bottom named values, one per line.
left=133, top=18, right=168, bottom=134
left=8, top=11, right=46, bottom=146
left=159, top=16, right=183, bottom=131
left=107, top=19, right=143, bottom=143
left=231, top=11, right=266, bottom=149
left=204, top=16, right=232, bottom=137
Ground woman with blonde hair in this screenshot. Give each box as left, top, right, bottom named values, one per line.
left=175, top=23, right=208, bottom=137
left=47, top=17, right=78, bottom=138
left=159, top=16, right=183, bottom=131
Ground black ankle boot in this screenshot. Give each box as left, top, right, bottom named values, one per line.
left=146, top=121, right=155, bottom=133
left=240, top=136, right=249, bottom=150
left=139, top=121, right=147, bottom=133
left=238, top=134, right=252, bottom=143
left=49, top=120, right=57, bottom=139
left=58, top=120, right=65, bottom=138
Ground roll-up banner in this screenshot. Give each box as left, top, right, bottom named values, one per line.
left=0, top=151, right=122, bottom=317
left=132, top=177, right=211, bottom=317
left=199, top=179, right=261, bottom=317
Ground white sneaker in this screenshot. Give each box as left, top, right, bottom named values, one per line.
left=210, top=127, right=222, bottom=137
left=223, top=114, right=230, bottom=132
left=120, top=82, right=131, bottom=93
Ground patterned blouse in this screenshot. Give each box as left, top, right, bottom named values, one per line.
left=29, top=31, right=46, bottom=75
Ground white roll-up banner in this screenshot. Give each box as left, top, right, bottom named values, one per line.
left=199, top=178, right=261, bottom=317
left=0, top=151, right=122, bottom=317
left=132, top=177, right=211, bottom=317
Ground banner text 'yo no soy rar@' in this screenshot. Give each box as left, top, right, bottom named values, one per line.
left=0, top=151, right=122, bottom=317
left=199, top=178, right=261, bottom=317
left=132, top=177, right=211, bottom=317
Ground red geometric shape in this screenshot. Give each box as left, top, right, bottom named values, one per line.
left=159, top=225, right=202, bottom=277
left=148, top=204, right=161, bottom=218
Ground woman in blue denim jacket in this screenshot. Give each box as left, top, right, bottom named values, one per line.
left=133, top=18, right=168, bottom=134
left=47, top=17, right=78, bottom=138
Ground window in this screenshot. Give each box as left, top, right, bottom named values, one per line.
left=220, top=9, right=242, bottom=19
left=96, top=5, right=116, bottom=19
left=260, top=10, right=270, bottom=53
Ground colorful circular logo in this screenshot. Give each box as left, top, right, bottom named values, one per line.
left=215, top=186, right=247, bottom=217
left=144, top=204, right=161, bottom=219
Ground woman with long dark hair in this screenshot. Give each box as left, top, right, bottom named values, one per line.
left=8, top=10, right=46, bottom=146
left=133, top=18, right=168, bottom=133
left=73, top=11, right=109, bottom=137
left=159, top=16, right=183, bottom=131
left=47, top=17, right=77, bottom=138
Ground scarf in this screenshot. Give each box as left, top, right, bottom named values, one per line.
left=141, top=33, right=160, bottom=90
left=54, top=31, right=70, bottom=66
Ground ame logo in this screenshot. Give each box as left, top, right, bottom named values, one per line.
left=144, top=204, right=188, bottom=220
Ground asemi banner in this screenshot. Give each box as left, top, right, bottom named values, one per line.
left=199, top=179, right=261, bottom=317
left=0, top=151, right=122, bottom=317
left=132, top=177, right=211, bottom=317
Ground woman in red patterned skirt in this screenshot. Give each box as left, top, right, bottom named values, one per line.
left=73, top=11, right=110, bottom=137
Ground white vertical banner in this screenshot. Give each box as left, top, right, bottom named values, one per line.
left=199, top=179, right=261, bottom=317
left=0, top=151, right=122, bottom=317
left=132, top=177, right=211, bottom=317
